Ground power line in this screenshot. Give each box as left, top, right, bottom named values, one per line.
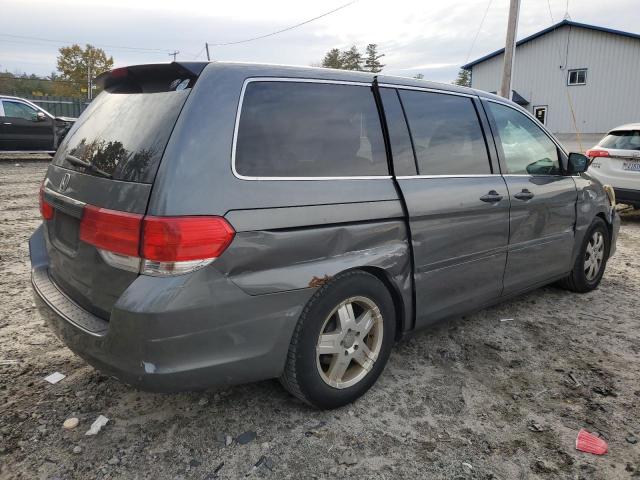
left=465, top=0, right=494, bottom=64
left=0, top=33, right=175, bottom=54
left=207, top=1, right=358, bottom=47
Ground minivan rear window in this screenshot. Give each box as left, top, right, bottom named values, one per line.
left=235, top=81, right=388, bottom=178
left=52, top=89, right=189, bottom=183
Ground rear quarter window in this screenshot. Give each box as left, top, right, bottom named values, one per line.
left=234, top=81, right=388, bottom=178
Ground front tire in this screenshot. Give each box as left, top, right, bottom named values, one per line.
left=280, top=270, right=396, bottom=409
left=559, top=217, right=610, bottom=293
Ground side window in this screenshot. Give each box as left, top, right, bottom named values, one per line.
left=379, top=88, right=417, bottom=176
left=398, top=90, right=491, bottom=175
left=488, top=102, right=560, bottom=175
left=3, top=101, right=37, bottom=120
left=235, top=81, right=388, bottom=178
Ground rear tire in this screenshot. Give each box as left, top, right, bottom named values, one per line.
left=280, top=270, right=396, bottom=409
left=558, top=217, right=610, bottom=293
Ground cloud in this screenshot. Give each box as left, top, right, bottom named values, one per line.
left=0, top=0, right=638, bottom=83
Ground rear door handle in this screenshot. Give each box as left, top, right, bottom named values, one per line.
left=480, top=190, right=504, bottom=203
left=514, top=189, right=534, bottom=201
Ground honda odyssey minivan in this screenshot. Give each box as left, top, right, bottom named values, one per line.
left=30, top=62, right=619, bottom=409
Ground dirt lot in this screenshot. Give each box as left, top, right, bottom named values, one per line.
left=1, top=160, right=639, bottom=480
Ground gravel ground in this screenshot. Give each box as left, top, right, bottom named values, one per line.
left=1, top=160, right=639, bottom=480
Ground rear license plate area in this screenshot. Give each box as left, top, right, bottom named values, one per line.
left=51, top=211, right=80, bottom=254
left=622, top=161, right=640, bottom=171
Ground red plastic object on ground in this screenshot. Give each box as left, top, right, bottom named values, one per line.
left=576, top=429, right=608, bottom=455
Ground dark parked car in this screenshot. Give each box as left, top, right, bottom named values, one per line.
left=30, top=62, right=619, bottom=409
left=0, top=95, right=76, bottom=151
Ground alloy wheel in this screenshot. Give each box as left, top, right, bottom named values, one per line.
left=584, top=230, right=605, bottom=282
left=315, top=296, right=384, bottom=389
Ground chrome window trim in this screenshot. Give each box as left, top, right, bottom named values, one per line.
left=231, top=77, right=392, bottom=181
left=396, top=174, right=499, bottom=179
left=486, top=98, right=569, bottom=157
left=378, top=83, right=477, bottom=99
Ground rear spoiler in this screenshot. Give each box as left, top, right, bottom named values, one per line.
left=95, top=62, right=209, bottom=93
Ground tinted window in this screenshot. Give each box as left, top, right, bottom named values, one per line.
left=600, top=130, right=640, bottom=151
left=399, top=90, right=490, bottom=175
left=488, top=102, right=560, bottom=175
left=235, top=81, right=388, bottom=178
left=52, top=90, right=189, bottom=183
left=3, top=101, right=37, bottom=120
left=379, top=88, right=417, bottom=176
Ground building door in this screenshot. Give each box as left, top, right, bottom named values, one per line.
left=533, top=106, right=547, bottom=126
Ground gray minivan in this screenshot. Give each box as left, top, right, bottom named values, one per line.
left=30, top=62, right=620, bottom=409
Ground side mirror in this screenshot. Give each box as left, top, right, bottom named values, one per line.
left=567, top=152, right=589, bottom=174
left=34, top=111, right=46, bottom=122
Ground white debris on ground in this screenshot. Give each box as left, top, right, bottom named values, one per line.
left=1, top=160, right=639, bottom=479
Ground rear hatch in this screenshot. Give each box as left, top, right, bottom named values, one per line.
left=42, top=62, right=206, bottom=319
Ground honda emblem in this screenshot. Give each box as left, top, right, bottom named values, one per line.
left=59, top=173, right=70, bottom=192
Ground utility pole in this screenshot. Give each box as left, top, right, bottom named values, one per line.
left=498, top=0, right=521, bottom=99
left=169, top=50, right=179, bottom=61
left=87, top=62, right=92, bottom=101
left=205, top=43, right=211, bottom=61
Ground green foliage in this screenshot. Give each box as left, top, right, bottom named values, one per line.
left=0, top=71, right=60, bottom=97
left=56, top=44, right=113, bottom=98
left=321, top=48, right=343, bottom=69
left=364, top=44, right=385, bottom=73
left=453, top=68, right=471, bottom=87
left=320, top=44, right=384, bottom=72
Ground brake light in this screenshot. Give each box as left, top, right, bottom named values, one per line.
left=78, top=205, right=235, bottom=276
left=585, top=149, right=609, bottom=158
left=142, top=216, right=235, bottom=262
left=39, top=183, right=54, bottom=220
left=80, top=205, right=143, bottom=257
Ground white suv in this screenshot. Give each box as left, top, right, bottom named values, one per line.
left=587, top=123, right=640, bottom=208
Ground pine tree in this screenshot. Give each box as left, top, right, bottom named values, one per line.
left=321, top=48, right=343, bottom=69
left=364, top=44, right=385, bottom=73
left=453, top=68, right=471, bottom=87
left=339, top=46, right=363, bottom=71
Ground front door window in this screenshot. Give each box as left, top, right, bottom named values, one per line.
left=489, top=102, right=560, bottom=176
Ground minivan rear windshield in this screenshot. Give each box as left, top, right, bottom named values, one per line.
left=600, top=130, right=640, bottom=151
left=52, top=89, right=189, bottom=183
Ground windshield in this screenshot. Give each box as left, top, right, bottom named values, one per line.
left=52, top=89, right=189, bottom=183
left=600, top=130, right=640, bottom=151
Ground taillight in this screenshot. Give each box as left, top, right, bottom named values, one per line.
left=39, top=183, right=54, bottom=220
left=142, top=216, right=235, bottom=262
left=141, top=216, right=235, bottom=276
left=585, top=149, right=609, bottom=158
left=78, top=205, right=235, bottom=276
left=79, top=205, right=143, bottom=257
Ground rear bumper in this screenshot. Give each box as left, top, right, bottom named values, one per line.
left=29, top=225, right=310, bottom=392
left=614, top=187, right=640, bottom=206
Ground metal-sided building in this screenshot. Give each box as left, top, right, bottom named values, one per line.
left=462, top=20, right=640, bottom=134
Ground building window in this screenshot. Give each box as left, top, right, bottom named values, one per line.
left=567, top=69, right=587, bottom=86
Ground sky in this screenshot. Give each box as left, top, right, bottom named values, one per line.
left=1, top=0, right=639, bottom=83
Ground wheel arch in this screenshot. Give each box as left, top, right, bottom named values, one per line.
left=353, top=265, right=409, bottom=341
